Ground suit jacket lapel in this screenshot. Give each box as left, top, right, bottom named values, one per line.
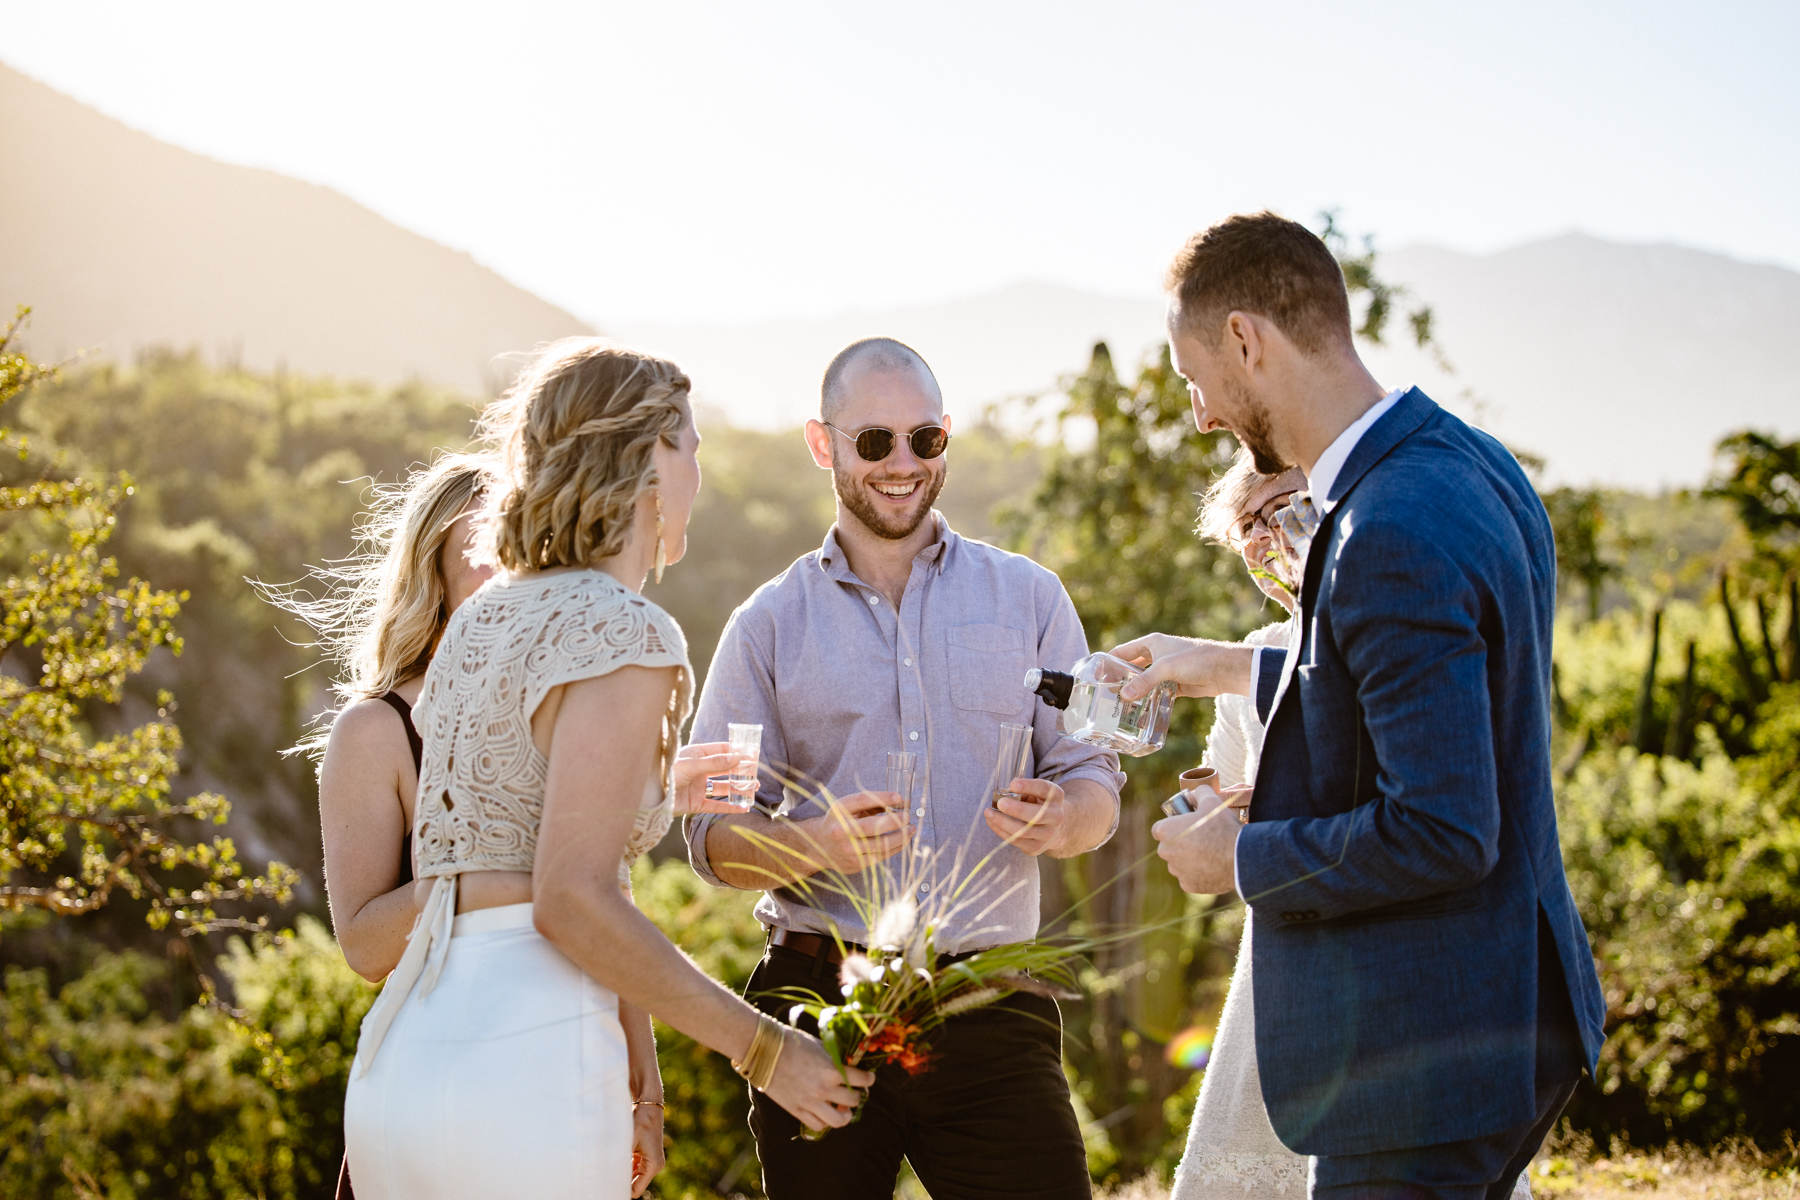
left=1268, top=504, right=1335, bottom=719
left=1265, top=389, right=1437, bottom=727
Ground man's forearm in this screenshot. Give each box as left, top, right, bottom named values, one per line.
left=1049, top=778, right=1119, bottom=859
left=704, top=811, right=826, bottom=890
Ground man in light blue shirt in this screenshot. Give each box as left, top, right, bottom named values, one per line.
left=684, top=337, right=1122, bottom=1200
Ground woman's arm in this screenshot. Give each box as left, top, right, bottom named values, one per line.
left=531, top=664, right=872, bottom=1130
left=618, top=997, right=664, bottom=1196
left=318, top=700, right=419, bottom=982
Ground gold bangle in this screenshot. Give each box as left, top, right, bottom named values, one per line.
left=633, top=1099, right=665, bottom=1109
left=731, top=1014, right=785, bottom=1091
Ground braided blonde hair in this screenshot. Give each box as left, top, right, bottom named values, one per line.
left=477, top=339, right=691, bottom=572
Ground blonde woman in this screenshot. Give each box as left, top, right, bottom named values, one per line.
left=342, top=340, right=870, bottom=1200
left=309, top=454, right=495, bottom=988
left=266, top=453, right=491, bottom=1199
left=1169, top=451, right=1532, bottom=1200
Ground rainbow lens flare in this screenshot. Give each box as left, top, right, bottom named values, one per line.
left=1166, top=1026, right=1214, bottom=1070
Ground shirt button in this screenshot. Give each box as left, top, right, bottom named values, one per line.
left=903, top=656, right=914, bottom=667
left=867, top=594, right=880, bottom=605
left=918, top=883, right=931, bottom=897
left=908, top=731, right=919, bottom=741
left=915, top=807, right=925, bottom=818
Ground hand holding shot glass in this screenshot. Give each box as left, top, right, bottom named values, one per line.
left=702, top=722, right=762, bottom=810
left=1161, top=765, right=1253, bottom=825
left=989, top=722, right=1036, bottom=810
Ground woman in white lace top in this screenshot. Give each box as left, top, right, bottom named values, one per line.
left=343, top=341, right=870, bottom=1200
left=1171, top=451, right=1532, bottom=1200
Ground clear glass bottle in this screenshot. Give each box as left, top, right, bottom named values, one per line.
left=1024, top=652, right=1174, bottom=757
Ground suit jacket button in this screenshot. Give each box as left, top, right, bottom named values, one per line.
left=1302, top=910, right=1319, bottom=921
left=1280, top=910, right=1298, bottom=922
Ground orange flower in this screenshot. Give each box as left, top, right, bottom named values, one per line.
left=860, top=1022, right=934, bottom=1076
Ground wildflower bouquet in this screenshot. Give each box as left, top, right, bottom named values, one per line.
left=766, top=892, right=1082, bottom=1134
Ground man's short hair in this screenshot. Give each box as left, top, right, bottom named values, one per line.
left=820, top=337, right=939, bottom=421
left=1165, top=212, right=1352, bottom=356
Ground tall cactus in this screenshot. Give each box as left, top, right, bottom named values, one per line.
left=1632, top=607, right=1664, bottom=754
left=1719, top=570, right=1768, bottom=707
left=1754, top=594, right=1781, bottom=684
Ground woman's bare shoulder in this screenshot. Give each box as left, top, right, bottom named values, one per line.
left=323, top=696, right=412, bottom=769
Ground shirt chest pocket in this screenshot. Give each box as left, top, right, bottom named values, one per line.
left=946, top=623, right=1031, bottom=716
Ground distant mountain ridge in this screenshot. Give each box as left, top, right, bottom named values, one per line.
left=0, top=62, right=593, bottom=395
left=6, top=60, right=1796, bottom=487
left=620, top=235, right=1800, bottom=489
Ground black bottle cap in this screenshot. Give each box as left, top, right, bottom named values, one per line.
left=1024, top=667, right=1074, bottom=710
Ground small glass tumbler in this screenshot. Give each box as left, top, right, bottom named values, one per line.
left=885, top=750, right=918, bottom=805
left=707, top=722, right=762, bottom=810
left=989, top=722, right=1035, bottom=810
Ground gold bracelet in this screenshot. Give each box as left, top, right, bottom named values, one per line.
left=740, top=1016, right=780, bottom=1089
left=731, top=1014, right=786, bottom=1091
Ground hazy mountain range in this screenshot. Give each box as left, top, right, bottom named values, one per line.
left=1, top=63, right=592, bottom=396
left=5, top=61, right=1796, bottom=489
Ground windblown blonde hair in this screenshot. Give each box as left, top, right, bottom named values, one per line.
left=476, top=338, right=690, bottom=572
left=263, top=452, right=493, bottom=760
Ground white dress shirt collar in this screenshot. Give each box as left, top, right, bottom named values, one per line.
left=1306, top=386, right=1408, bottom=513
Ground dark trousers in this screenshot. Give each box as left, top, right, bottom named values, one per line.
left=1309, top=1074, right=1577, bottom=1200
left=746, top=944, right=1092, bottom=1200
left=1312, top=913, right=1587, bottom=1200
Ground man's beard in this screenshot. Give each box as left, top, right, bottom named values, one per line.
left=833, top=457, right=948, bottom=541
left=1228, top=379, right=1290, bottom=475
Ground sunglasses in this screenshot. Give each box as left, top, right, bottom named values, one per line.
left=822, top=421, right=950, bottom=463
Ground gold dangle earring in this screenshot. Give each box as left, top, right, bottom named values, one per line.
left=652, top=489, right=667, bottom=585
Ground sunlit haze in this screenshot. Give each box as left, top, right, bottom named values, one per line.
left=8, top=0, right=1797, bottom=328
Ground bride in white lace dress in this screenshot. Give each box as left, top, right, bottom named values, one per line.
left=342, top=341, right=869, bottom=1199
left=1171, top=452, right=1533, bottom=1200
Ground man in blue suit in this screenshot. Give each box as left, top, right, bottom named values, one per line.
left=1116, top=212, right=1607, bottom=1199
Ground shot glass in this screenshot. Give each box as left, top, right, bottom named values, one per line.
left=989, top=722, right=1035, bottom=810
left=1161, top=765, right=1219, bottom=817
left=885, top=750, right=918, bottom=803
left=707, top=722, right=762, bottom=810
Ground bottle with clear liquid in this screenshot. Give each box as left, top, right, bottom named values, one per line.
left=1023, top=652, right=1174, bottom=757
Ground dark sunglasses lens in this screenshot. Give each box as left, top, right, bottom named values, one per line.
left=908, top=426, right=949, bottom=459
left=853, top=428, right=897, bottom=461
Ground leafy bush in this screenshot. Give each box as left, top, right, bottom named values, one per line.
left=1558, top=701, right=1800, bottom=1143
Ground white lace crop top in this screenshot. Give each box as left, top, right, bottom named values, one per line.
left=352, top=568, right=692, bottom=1077
left=410, top=568, right=692, bottom=886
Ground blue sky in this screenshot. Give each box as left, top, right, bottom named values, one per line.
left=7, top=0, right=1797, bottom=324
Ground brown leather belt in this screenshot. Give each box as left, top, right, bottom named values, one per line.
left=767, top=928, right=861, bottom=964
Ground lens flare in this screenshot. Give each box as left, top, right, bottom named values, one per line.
left=1166, top=1026, right=1214, bottom=1070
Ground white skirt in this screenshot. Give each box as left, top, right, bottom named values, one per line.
left=344, top=903, right=632, bottom=1199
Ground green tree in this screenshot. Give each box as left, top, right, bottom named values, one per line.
left=1705, top=431, right=1800, bottom=575
left=1543, top=486, right=1631, bottom=623
left=0, top=309, right=295, bottom=940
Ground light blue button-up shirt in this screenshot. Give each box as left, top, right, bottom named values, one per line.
left=684, top=513, right=1124, bottom=952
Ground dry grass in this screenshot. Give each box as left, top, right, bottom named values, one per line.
left=1089, top=1135, right=1800, bottom=1200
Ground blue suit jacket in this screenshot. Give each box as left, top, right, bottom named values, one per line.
left=1239, top=388, right=1607, bottom=1156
